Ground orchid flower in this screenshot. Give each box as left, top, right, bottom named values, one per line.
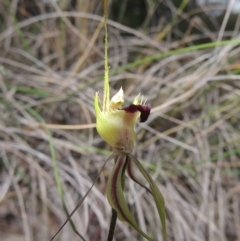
left=94, top=76, right=166, bottom=241
left=94, top=83, right=151, bottom=153
left=93, top=1, right=167, bottom=240
left=51, top=2, right=167, bottom=241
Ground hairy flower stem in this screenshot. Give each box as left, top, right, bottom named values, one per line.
left=107, top=208, right=117, bottom=241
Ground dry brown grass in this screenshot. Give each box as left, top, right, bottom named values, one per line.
left=1, top=1, right=240, bottom=241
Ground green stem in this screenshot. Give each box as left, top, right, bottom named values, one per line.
left=107, top=208, right=118, bottom=241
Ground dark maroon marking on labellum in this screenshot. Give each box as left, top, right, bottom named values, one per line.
left=122, top=104, right=151, bottom=122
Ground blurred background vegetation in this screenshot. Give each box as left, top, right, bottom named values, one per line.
left=1, top=0, right=240, bottom=241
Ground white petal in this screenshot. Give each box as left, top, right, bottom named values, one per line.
left=110, top=87, right=124, bottom=109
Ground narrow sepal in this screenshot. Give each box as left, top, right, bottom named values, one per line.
left=126, top=156, right=152, bottom=194
left=130, top=154, right=167, bottom=241
left=106, top=155, right=154, bottom=241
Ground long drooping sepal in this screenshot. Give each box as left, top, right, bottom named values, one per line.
left=106, top=155, right=155, bottom=241
left=126, top=157, right=152, bottom=194
left=130, top=154, right=167, bottom=241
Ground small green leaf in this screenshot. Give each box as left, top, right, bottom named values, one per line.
left=130, top=154, right=167, bottom=241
